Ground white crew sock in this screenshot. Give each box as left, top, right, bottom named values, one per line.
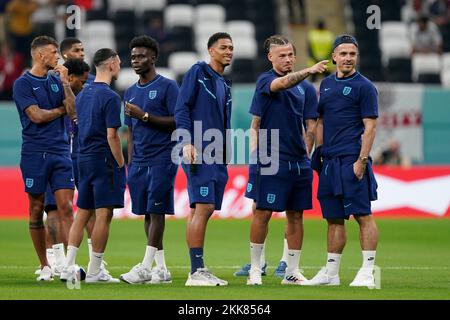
left=285, top=249, right=301, bottom=276
left=326, top=253, right=342, bottom=276
left=65, top=245, right=79, bottom=267
left=88, top=251, right=104, bottom=275
left=46, top=248, right=55, bottom=266
left=260, top=242, right=266, bottom=269
left=155, top=250, right=167, bottom=269
left=250, top=242, right=264, bottom=271
left=52, top=243, right=66, bottom=267
left=142, top=246, right=158, bottom=270
left=280, top=238, right=289, bottom=263
left=87, top=238, right=93, bottom=259
left=362, top=250, right=376, bottom=271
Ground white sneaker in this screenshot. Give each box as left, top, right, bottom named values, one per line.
left=119, top=263, right=153, bottom=284
left=86, top=268, right=120, bottom=283
left=149, top=267, right=172, bottom=284
left=51, top=264, right=64, bottom=277
left=303, top=267, right=340, bottom=286
left=34, top=266, right=41, bottom=275
left=185, top=268, right=228, bottom=286
left=36, top=266, right=54, bottom=281
left=350, top=268, right=375, bottom=288
left=246, top=268, right=262, bottom=285
left=281, top=270, right=308, bottom=285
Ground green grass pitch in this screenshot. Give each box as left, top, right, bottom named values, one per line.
left=1, top=218, right=449, bottom=300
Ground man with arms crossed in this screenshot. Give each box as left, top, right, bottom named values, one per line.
left=13, top=36, right=76, bottom=281
left=120, top=35, right=179, bottom=284
left=305, top=35, right=379, bottom=287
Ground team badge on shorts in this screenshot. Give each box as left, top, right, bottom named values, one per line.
left=343, top=86, right=352, bottom=96
left=267, top=193, right=276, bottom=204
left=51, top=84, right=59, bottom=93
left=148, top=90, right=157, bottom=99
left=200, top=186, right=209, bottom=197
left=246, top=183, right=253, bottom=193
left=25, top=178, right=34, bottom=188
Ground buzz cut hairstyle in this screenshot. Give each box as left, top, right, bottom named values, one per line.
left=263, top=35, right=296, bottom=54
left=60, top=37, right=82, bottom=54
left=93, top=48, right=118, bottom=67
left=63, top=59, right=90, bottom=76
left=207, top=32, right=232, bottom=49
left=129, top=35, right=159, bottom=58
left=30, top=36, right=58, bottom=51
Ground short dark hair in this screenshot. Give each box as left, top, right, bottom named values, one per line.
left=129, top=35, right=159, bottom=58
left=207, top=32, right=232, bottom=49
left=93, top=48, right=118, bottom=66
left=60, top=37, right=82, bottom=54
left=263, top=35, right=292, bottom=54
left=31, top=36, right=58, bottom=51
left=63, top=59, right=90, bottom=76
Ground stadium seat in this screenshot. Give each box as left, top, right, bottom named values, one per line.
left=156, top=67, right=176, bottom=81
left=412, top=53, right=441, bottom=82
left=380, top=38, right=412, bottom=66
left=441, top=71, right=450, bottom=87
left=230, top=58, right=256, bottom=83
left=86, top=9, right=108, bottom=21
left=164, top=4, right=195, bottom=29
left=107, top=0, right=134, bottom=13
left=195, top=5, right=226, bottom=23
left=227, top=20, right=255, bottom=39
left=379, top=22, right=409, bottom=45
left=115, top=68, right=139, bottom=92
left=386, top=58, right=412, bottom=82
left=194, top=21, right=226, bottom=42
left=417, top=73, right=441, bottom=84
left=167, top=26, right=195, bottom=52
left=168, top=51, right=199, bottom=78
left=135, top=0, right=166, bottom=12
left=231, top=37, right=257, bottom=59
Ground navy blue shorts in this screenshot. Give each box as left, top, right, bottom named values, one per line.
left=20, top=152, right=75, bottom=195
left=77, top=155, right=126, bottom=209
left=127, top=162, right=178, bottom=215
left=45, top=157, right=78, bottom=213
left=182, top=163, right=228, bottom=210
left=318, top=155, right=376, bottom=220
left=254, top=160, right=313, bottom=212
left=244, top=164, right=257, bottom=200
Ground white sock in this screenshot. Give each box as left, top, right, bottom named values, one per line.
left=155, top=250, right=166, bottom=269
left=46, top=248, right=55, bottom=266
left=326, top=253, right=342, bottom=276
left=285, top=249, right=301, bottom=276
left=362, top=250, right=376, bottom=271
left=87, top=238, right=93, bottom=259
left=88, top=251, right=104, bottom=275
left=52, top=243, right=66, bottom=267
left=250, top=242, right=264, bottom=271
left=65, top=245, right=79, bottom=267
left=260, top=243, right=266, bottom=269
left=280, top=238, right=288, bottom=263
left=142, top=246, right=158, bottom=270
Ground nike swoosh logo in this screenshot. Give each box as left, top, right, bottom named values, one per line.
left=154, top=202, right=163, bottom=206
left=129, top=97, right=135, bottom=102
left=203, top=77, right=211, bottom=81
left=324, top=88, right=330, bottom=91
left=288, top=254, right=295, bottom=256
left=33, top=87, right=40, bottom=91
left=344, top=203, right=352, bottom=208
left=195, top=255, right=203, bottom=258
left=70, top=178, right=74, bottom=182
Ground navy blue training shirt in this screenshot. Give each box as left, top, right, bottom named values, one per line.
left=76, top=82, right=122, bottom=160
left=249, top=70, right=319, bottom=162
left=124, top=74, right=179, bottom=165
left=318, top=72, right=378, bottom=157
left=13, top=71, right=69, bottom=154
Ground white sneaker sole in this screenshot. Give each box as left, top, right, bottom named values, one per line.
left=185, top=280, right=225, bottom=286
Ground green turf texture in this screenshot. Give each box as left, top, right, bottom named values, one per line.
left=0, top=218, right=449, bottom=300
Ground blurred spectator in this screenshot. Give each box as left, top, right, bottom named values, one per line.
left=307, top=19, right=334, bottom=81
left=145, top=17, right=173, bottom=67
left=411, top=15, right=443, bottom=54
left=0, top=0, right=10, bottom=44
left=287, top=0, right=306, bottom=25
left=374, top=139, right=411, bottom=168
left=31, top=0, right=56, bottom=39
left=6, top=0, right=38, bottom=66
left=0, top=41, right=25, bottom=100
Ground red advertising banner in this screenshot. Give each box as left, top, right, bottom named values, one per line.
left=1, top=166, right=449, bottom=219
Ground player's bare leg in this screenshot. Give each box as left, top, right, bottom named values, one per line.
left=350, top=215, right=378, bottom=287
left=187, top=203, right=215, bottom=248
left=84, top=210, right=96, bottom=260
left=54, top=188, right=74, bottom=245
left=28, top=193, right=48, bottom=268
left=44, top=210, right=58, bottom=271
